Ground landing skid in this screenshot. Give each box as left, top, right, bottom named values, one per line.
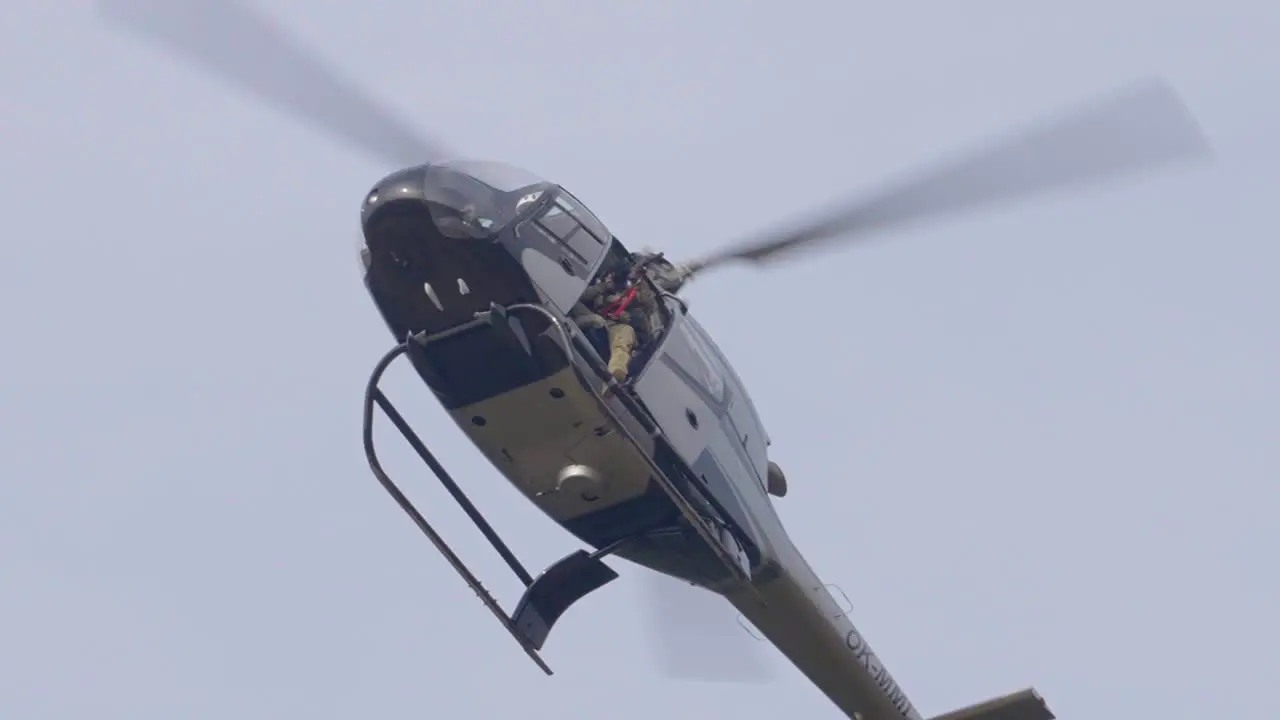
left=360, top=303, right=762, bottom=674
left=363, top=341, right=626, bottom=675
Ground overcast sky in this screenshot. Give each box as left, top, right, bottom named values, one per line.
left=2, top=1, right=1276, bottom=718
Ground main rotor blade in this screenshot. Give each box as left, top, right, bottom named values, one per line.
left=696, top=78, right=1211, bottom=269
left=98, top=0, right=446, bottom=168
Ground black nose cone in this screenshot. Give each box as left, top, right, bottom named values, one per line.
left=361, top=165, right=431, bottom=235
left=358, top=165, right=541, bottom=339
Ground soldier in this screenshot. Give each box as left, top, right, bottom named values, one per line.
left=573, top=250, right=704, bottom=384
left=573, top=265, right=643, bottom=383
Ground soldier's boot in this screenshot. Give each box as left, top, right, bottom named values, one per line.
left=606, top=323, right=637, bottom=383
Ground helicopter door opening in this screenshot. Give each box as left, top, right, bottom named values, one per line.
left=572, top=238, right=675, bottom=378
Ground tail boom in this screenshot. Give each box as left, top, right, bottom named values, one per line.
left=725, top=558, right=924, bottom=720
left=726, top=540, right=1055, bottom=720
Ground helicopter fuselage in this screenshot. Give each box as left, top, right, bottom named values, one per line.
left=106, top=7, right=1164, bottom=719
left=357, top=160, right=923, bottom=720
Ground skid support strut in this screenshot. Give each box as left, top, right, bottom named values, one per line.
left=362, top=341, right=551, bottom=674
left=362, top=335, right=623, bottom=675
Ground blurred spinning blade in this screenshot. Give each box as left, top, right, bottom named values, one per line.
left=97, top=0, right=449, bottom=168
left=643, top=572, right=775, bottom=684
left=694, top=78, right=1213, bottom=271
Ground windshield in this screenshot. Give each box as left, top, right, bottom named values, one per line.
left=422, top=161, right=550, bottom=240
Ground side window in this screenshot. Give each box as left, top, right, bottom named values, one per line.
left=684, top=318, right=769, bottom=478
left=675, top=322, right=727, bottom=404
left=556, top=189, right=612, bottom=246
left=534, top=190, right=609, bottom=267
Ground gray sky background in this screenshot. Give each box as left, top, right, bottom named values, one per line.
left=2, top=1, right=1276, bottom=718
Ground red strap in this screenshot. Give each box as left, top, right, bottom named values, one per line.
left=600, top=285, right=638, bottom=319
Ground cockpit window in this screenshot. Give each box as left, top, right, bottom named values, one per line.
left=530, top=189, right=611, bottom=265
left=554, top=189, right=611, bottom=246
left=422, top=162, right=550, bottom=240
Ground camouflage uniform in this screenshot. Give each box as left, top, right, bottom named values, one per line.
left=573, top=252, right=701, bottom=383
left=574, top=272, right=645, bottom=382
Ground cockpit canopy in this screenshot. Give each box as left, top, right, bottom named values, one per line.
left=421, top=160, right=552, bottom=240
left=357, top=159, right=618, bottom=311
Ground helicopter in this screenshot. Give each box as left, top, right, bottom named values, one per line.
left=100, top=1, right=1212, bottom=718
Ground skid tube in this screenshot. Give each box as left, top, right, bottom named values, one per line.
left=363, top=337, right=626, bottom=676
